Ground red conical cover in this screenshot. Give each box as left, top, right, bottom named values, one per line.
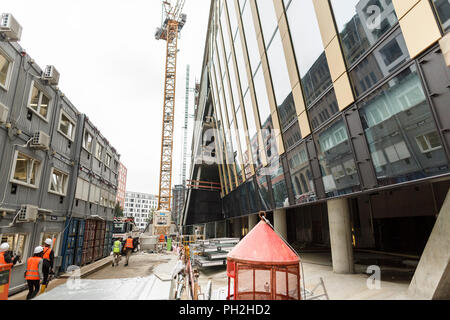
left=227, top=220, right=299, bottom=266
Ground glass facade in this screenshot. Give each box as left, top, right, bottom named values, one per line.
left=432, top=0, right=450, bottom=32
left=359, top=65, right=449, bottom=186
left=315, top=118, right=361, bottom=197
left=330, top=0, right=398, bottom=67
left=201, top=0, right=449, bottom=217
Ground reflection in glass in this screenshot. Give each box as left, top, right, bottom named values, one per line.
left=432, top=0, right=450, bottom=32
left=255, top=0, right=278, bottom=48
left=315, top=118, right=361, bottom=197
left=284, top=0, right=334, bottom=106
left=253, top=67, right=272, bottom=133
left=308, top=89, right=339, bottom=130
left=240, top=0, right=260, bottom=74
left=350, top=28, right=409, bottom=97
left=226, top=0, right=239, bottom=39
left=256, top=169, right=272, bottom=211
left=283, top=121, right=302, bottom=151
left=359, top=65, right=449, bottom=186
left=330, top=0, right=398, bottom=67
left=266, top=31, right=294, bottom=125
left=287, top=143, right=317, bottom=204
left=269, top=156, right=289, bottom=209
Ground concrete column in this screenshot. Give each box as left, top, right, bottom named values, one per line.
left=274, top=209, right=287, bottom=240
left=327, top=198, right=354, bottom=274
left=409, top=188, right=450, bottom=299
left=248, top=214, right=259, bottom=231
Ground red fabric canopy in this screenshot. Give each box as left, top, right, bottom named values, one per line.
left=227, top=220, right=299, bottom=266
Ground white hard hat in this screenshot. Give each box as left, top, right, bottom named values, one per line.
left=34, top=246, right=44, bottom=254
left=0, top=243, right=10, bottom=252
left=45, top=238, right=53, bottom=246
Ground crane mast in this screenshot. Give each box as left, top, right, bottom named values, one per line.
left=153, top=0, right=187, bottom=236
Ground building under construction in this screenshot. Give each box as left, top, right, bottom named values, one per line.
left=182, top=0, right=450, bottom=300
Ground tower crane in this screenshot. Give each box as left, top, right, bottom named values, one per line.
left=153, top=0, right=187, bottom=236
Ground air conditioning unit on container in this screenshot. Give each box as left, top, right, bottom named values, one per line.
left=30, top=131, right=50, bottom=150
left=43, top=65, right=60, bottom=86
left=17, top=205, right=38, bottom=223
left=0, top=13, right=22, bottom=41
left=0, top=102, right=8, bottom=124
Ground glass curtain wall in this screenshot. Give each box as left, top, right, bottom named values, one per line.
left=358, top=65, right=449, bottom=185
left=283, top=0, right=340, bottom=133
left=431, top=0, right=450, bottom=32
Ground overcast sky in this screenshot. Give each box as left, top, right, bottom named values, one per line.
left=3, top=0, right=211, bottom=195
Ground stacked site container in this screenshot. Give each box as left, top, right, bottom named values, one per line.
left=94, top=220, right=106, bottom=261
left=82, top=219, right=96, bottom=265
left=61, top=218, right=85, bottom=271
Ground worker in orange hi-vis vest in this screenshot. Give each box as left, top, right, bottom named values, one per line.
left=0, top=243, right=20, bottom=267
left=124, top=236, right=134, bottom=267
left=24, top=246, right=44, bottom=300
left=40, top=239, right=54, bottom=294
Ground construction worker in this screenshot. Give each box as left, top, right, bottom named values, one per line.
left=40, top=239, right=54, bottom=293
left=25, top=246, right=44, bottom=300
left=112, top=239, right=122, bottom=267
left=124, top=236, right=134, bottom=267
left=0, top=243, right=20, bottom=266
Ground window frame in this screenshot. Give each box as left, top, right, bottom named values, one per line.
left=57, top=109, right=77, bottom=141
left=82, top=129, right=94, bottom=153
left=0, top=47, right=14, bottom=91
left=48, top=167, right=69, bottom=196
left=39, top=232, right=61, bottom=257
left=10, top=151, right=42, bottom=189
left=0, top=232, right=31, bottom=266
left=95, top=141, right=104, bottom=161
left=415, top=131, right=443, bottom=154
left=27, top=81, right=52, bottom=122
left=105, top=153, right=112, bottom=168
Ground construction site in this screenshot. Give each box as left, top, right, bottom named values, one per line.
left=1, top=0, right=450, bottom=303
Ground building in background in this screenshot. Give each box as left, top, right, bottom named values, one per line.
left=183, top=0, right=450, bottom=300
left=116, top=162, right=128, bottom=209
left=0, top=15, right=120, bottom=294
left=123, top=191, right=157, bottom=231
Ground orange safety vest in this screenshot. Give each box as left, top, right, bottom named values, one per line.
left=0, top=252, right=7, bottom=265
left=43, top=247, right=52, bottom=260
left=25, top=257, right=42, bottom=281
left=125, top=238, right=134, bottom=249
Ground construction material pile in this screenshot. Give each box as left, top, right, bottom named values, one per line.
left=191, top=238, right=239, bottom=268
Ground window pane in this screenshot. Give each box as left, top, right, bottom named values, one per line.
left=60, top=113, right=74, bottom=138
left=269, top=157, right=289, bottom=209
left=253, top=67, right=271, bottom=130
left=315, top=119, right=361, bottom=197
left=40, top=93, right=50, bottom=118
left=0, top=53, right=10, bottom=86
left=285, top=0, right=334, bottom=107
left=432, top=0, right=450, bottom=32
left=240, top=1, right=260, bottom=74
left=349, top=28, right=409, bottom=97
left=330, top=0, right=398, bottom=67
left=256, top=0, right=278, bottom=48
left=30, top=160, right=39, bottom=185
left=266, top=31, right=293, bottom=122
left=29, top=86, right=40, bottom=111
left=13, top=154, right=28, bottom=182
left=359, top=65, right=449, bottom=185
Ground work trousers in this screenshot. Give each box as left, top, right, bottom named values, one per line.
left=26, top=280, right=40, bottom=300
left=113, top=252, right=121, bottom=266
left=125, top=249, right=132, bottom=265
left=42, top=261, right=51, bottom=286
